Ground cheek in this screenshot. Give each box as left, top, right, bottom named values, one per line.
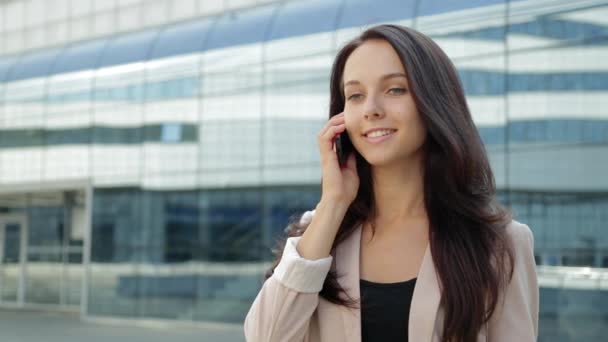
left=389, top=98, right=421, bottom=126
left=344, top=114, right=357, bottom=131
left=343, top=104, right=357, bottom=120
left=406, top=113, right=427, bottom=145
left=346, top=123, right=358, bottom=142
left=392, top=106, right=426, bottom=142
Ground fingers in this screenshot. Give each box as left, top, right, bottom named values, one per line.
left=319, top=112, right=345, bottom=137
left=318, top=112, right=347, bottom=162
left=319, top=123, right=346, bottom=152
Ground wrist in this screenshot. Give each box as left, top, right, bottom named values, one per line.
left=317, top=197, right=350, bottom=215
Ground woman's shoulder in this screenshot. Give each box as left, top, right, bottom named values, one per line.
left=502, top=219, right=537, bottom=288
left=504, top=219, right=535, bottom=250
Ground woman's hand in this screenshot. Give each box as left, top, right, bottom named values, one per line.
left=317, top=112, right=360, bottom=206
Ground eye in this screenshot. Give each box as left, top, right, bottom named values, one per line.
left=388, top=88, right=407, bottom=95
left=346, top=94, right=362, bottom=101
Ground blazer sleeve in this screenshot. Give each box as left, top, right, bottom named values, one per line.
left=487, top=221, right=539, bottom=341
left=244, top=212, right=332, bottom=342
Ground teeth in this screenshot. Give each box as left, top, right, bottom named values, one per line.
left=367, top=130, right=395, bottom=138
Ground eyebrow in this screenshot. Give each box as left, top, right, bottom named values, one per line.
left=342, top=72, right=407, bottom=89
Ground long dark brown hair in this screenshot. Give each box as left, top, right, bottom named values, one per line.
left=266, top=24, right=515, bottom=342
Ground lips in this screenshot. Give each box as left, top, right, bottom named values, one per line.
left=364, top=129, right=397, bottom=138
left=362, top=128, right=397, bottom=137
left=363, top=130, right=397, bottom=144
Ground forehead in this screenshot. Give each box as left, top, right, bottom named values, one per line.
left=343, top=39, right=406, bottom=82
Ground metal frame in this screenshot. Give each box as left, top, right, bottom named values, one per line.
left=0, top=179, right=93, bottom=316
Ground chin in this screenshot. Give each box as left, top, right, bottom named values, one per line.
left=361, top=147, right=423, bottom=169
left=361, top=152, right=398, bottom=167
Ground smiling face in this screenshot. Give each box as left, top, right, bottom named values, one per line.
left=342, top=39, right=426, bottom=168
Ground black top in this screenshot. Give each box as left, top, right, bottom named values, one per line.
left=360, top=277, right=417, bottom=342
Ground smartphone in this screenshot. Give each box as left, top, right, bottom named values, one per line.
left=335, top=130, right=353, bottom=167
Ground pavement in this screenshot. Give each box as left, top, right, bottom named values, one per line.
left=0, top=309, right=245, bottom=342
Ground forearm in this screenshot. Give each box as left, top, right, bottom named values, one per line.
left=296, top=199, right=349, bottom=260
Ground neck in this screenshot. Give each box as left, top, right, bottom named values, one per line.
left=370, top=152, right=426, bottom=229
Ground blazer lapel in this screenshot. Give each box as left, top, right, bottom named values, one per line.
left=335, top=223, right=362, bottom=342
left=334, top=224, right=442, bottom=342
left=409, top=242, right=442, bottom=341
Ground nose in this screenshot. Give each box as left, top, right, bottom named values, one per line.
left=363, top=96, right=385, bottom=120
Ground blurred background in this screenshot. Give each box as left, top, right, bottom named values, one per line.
left=0, top=0, right=606, bottom=341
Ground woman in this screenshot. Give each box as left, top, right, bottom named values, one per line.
left=244, top=24, right=538, bottom=342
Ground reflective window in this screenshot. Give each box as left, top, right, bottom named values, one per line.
left=52, top=39, right=109, bottom=75
left=338, top=0, right=415, bottom=29
left=205, top=4, right=277, bottom=50
left=417, top=0, right=507, bottom=17
left=0, top=56, right=18, bottom=82
left=269, top=0, right=340, bottom=41
left=5, top=49, right=62, bottom=82
left=148, top=18, right=214, bottom=60
left=98, top=29, right=160, bottom=68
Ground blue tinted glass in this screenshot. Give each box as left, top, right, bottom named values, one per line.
left=149, top=18, right=215, bottom=60
left=338, top=0, right=416, bottom=29
left=161, top=123, right=182, bottom=142
left=510, top=18, right=608, bottom=41
left=417, top=0, right=507, bottom=17
left=53, top=39, right=109, bottom=74
left=0, top=56, right=19, bottom=82
left=433, top=25, right=506, bottom=41
left=269, top=0, right=341, bottom=41
left=99, top=29, right=160, bottom=67
left=478, top=126, right=505, bottom=145
left=205, top=4, right=277, bottom=50
left=6, top=49, right=62, bottom=82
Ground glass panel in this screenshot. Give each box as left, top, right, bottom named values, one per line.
left=25, top=207, right=64, bottom=305
left=98, top=29, right=160, bottom=68
left=417, top=0, right=506, bottom=18
left=508, top=3, right=608, bottom=45
left=87, top=188, right=267, bottom=322
left=417, top=3, right=507, bottom=59
left=65, top=222, right=84, bottom=306
left=148, top=18, right=214, bottom=60
left=199, top=42, right=264, bottom=188
left=205, top=5, right=276, bottom=50
left=506, top=13, right=608, bottom=193
left=1, top=223, right=21, bottom=302
left=268, top=0, right=340, bottom=41
left=264, top=188, right=320, bottom=260
left=142, top=53, right=201, bottom=189
left=0, top=56, right=19, bottom=82
left=89, top=189, right=141, bottom=317
left=192, top=189, right=262, bottom=323
left=52, top=38, right=109, bottom=75
left=338, top=0, right=415, bottom=29
left=92, top=58, right=145, bottom=184
left=5, top=48, right=62, bottom=82
left=0, top=77, right=46, bottom=184
left=138, top=191, right=201, bottom=319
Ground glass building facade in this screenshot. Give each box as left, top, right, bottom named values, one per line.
left=0, top=0, right=606, bottom=340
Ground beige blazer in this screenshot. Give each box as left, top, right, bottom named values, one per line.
left=244, top=211, right=539, bottom=342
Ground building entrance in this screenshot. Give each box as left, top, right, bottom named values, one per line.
left=0, top=214, right=27, bottom=306
left=0, top=184, right=91, bottom=313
